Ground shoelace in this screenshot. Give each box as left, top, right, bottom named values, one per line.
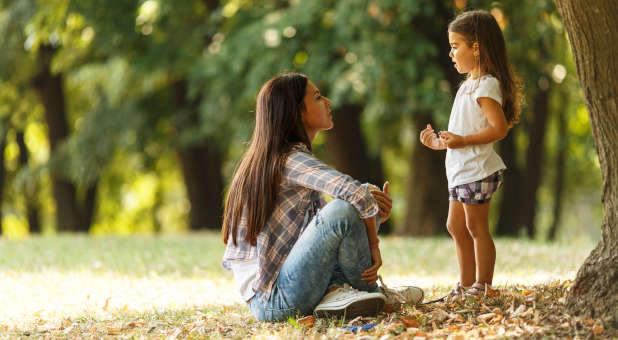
left=378, top=275, right=406, bottom=304
left=333, top=283, right=362, bottom=298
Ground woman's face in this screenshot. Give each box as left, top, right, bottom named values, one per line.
left=448, top=31, right=479, bottom=75
left=301, top=80, right=333, bottom=140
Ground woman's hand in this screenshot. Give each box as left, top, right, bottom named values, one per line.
left=370, top=181, right=392, bottom=223
left=420, top=124, right=446, bottom=150
left=361, top=244, right=382, bottom=285
left=438, top=131, right=466, bottom=148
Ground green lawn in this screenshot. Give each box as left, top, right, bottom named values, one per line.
left=0, top=232, right=599, bottom=338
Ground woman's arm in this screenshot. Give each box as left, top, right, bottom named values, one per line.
left=285, top=151, right=379, bottom=219
left=361, top=216, right=381, bottom=285
left=439, top=97, right=508, bottom=148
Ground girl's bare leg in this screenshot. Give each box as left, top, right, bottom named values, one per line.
left=462, top=202, right=495, bottom=285
left=446, top=200, right=476, bottom=286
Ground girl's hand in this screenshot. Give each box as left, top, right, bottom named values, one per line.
left=361, top=244, right=382, bottom=285
left=420, top=124, right=446, bottom=150
left=370, top=181, right=392, bottom=222
left=438, top=131, right=466, bottom=148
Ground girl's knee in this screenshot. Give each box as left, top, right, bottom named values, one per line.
left=465, top=223, right=489, bottom=239
left=446, top=220, right=467, bottom=238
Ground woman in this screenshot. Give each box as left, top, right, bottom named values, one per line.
left=222, top=72, right=423, bottom=322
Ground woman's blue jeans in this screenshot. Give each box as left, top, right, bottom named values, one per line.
left=248, top=199, right=379, bottom=321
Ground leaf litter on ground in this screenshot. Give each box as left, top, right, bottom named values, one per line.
left=2, top=280, right=614, bottom=339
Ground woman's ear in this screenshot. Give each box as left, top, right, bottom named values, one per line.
left=473, top=42, right=480, bottom=57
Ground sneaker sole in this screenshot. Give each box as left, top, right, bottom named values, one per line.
left=314, top=297, right=385, bottom=319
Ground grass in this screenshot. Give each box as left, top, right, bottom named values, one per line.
left=0, top=232, right=606, bottom=339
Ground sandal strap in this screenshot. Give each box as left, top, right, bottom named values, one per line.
left=449, top=282, right=466, bottom=296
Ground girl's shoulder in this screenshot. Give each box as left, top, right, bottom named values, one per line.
left=478, top=74, right=500, bottom=88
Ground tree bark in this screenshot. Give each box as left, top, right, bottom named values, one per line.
left=172, top=80, right=224, bottom=230
left=33, top=45, right=87, bottom=232
left=402, top=114, right=449, bottom=235
left=324, top=104, right=389, bottom=234
left=16, top=131, right=42, bottom=234
left=555, top=0, right=618, bottom=329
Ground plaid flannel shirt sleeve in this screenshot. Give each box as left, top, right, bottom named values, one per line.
left=284, top=150, right=378, bottom=219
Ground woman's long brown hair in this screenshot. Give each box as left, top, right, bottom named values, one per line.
left=449, top=10, right=523, bottom=126
left=222, top=73, right=311, bottom=246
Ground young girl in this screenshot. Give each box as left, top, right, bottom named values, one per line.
left=420, top=10, right=522, bottom=297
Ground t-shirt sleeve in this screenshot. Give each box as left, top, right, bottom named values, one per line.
left=473, top=76, right=503, bottom=106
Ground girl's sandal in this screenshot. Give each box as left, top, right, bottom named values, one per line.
left=447, top=282, right=467, bottom=301
left=466, top=282, right=500, bottom=297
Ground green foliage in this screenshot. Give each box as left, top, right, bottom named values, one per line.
left=0, top=0, right=603, bottom=238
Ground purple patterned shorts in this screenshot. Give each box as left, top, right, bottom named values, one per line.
left=448, top=170, right=504, bottom=205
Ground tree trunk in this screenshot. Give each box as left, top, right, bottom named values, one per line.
left=325, top=104, right=384, bottom=184
left=495, top=132, right=522, bottom=235
left=324, top=104, right=389, bottom=233
left=33, top=45, right=86, bottom=232
left=172, top=80, right=224, bottom=230
left=402, top=114, right=449, bottom=235
left=16, top=131, right=42, bottom=234
left=520, top=84, right=551, bottom=237
left=401, top=2, right=458, bottom=236
left=548, top=102, right=567, bottom=241
left=555, top=0, right=618, bottom=329
left=0, top=129, right=6, bottom=235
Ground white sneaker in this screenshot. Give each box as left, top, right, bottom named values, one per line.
left=378, top=276, right=424, bottom=306
left=313, top=284, right=386, bottom=318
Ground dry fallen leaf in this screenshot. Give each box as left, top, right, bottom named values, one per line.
left=401, top=316, right=419, bottom=328
left=107, top=327, right=121, bottom=335
left=102, top=297, right=111, bottom=311
left=297, top=315, right=315, bottom=328
left=592, top=325, right=604, bottom=335
left=477, top=312, right=495, bottom=323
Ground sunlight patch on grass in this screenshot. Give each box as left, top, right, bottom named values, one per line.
left=0, top=270, right=238, bottom=329
left=0, top=233, right=595, bottom=335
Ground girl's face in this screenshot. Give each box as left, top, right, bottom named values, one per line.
left=448, top=31, right=479, bottom=76
left=301, top=80, right=333, bottom=140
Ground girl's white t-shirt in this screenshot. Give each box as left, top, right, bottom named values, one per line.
left=445, top=75, right=506, bottom=188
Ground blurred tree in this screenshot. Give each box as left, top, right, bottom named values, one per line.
left=0, top=124, right=6, bottom=235
left=16, top=130, right=41, bottom=233
left=401, top=1, right=459, bottom=236
left=555, top=0, right=617, bottom=327
left=0, top=0, right=98, bottom=232
left=33, top=44, right=96, bottom=231
left=71, top=0, right=226, bottom=230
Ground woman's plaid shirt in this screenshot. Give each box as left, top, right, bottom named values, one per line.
left=222, top=143, right=378, bottom=301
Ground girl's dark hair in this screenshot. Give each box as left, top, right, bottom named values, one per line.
left=449, top=10, right=523, bottom=126
left=222, top=72, right=311, bottom=246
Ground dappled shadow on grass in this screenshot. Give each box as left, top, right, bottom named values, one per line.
left=1, top=282, right=612, bottom=339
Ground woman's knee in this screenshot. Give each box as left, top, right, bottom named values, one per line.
left=321, top=199, right=362, bottom=224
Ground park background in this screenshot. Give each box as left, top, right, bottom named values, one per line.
left=0, top=0, right=602, bottom=242
left=0, top=0, right=612, bottom=338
